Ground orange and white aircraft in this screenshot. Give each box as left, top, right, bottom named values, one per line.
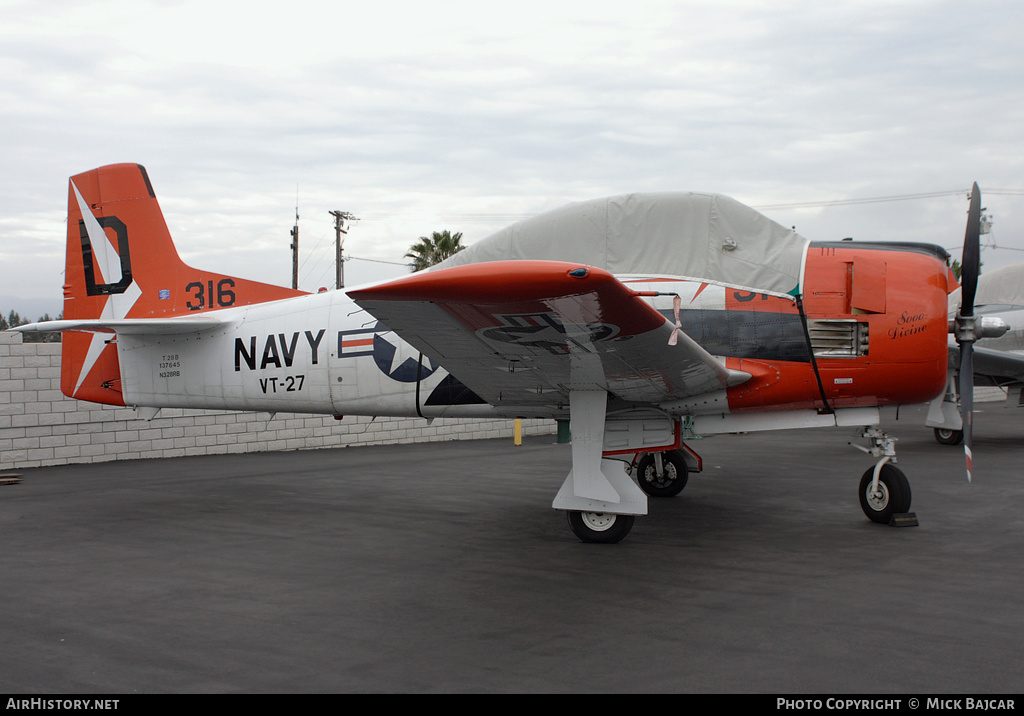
left=13, top=163, right=1006, bottom=542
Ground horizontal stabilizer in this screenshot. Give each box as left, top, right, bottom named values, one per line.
left=11, top=316, right=227, bottom=335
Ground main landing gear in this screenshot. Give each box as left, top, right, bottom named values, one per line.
left=566, top=510, right=637, bottom=544
left=933, top=427, right=964, bottom=446
left=634, top=450, right=689, bottom=497
left=563, top=448, right=690, bottom=543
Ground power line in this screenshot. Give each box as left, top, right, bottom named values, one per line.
left=354, top=213, right=533, bottom=223
left=300, top=251, right=332, bottom=290
left=355, top=188, right=1024, bottom=219
left=753, top=190, right=970, bottom=211
left=298, top=230, right=329, bottom=275
left=347, top=255, right=408, bottom=266
left=317, top=188, right=1024, bottom=225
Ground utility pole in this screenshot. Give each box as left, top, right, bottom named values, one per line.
left=980, top=210, right=993, bottom=236
left=289, top=199, right=299, bottom=290
left=329, top=210, right=358, bottom=289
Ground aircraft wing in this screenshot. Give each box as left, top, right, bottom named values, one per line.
left=960, top=344, right=1024, bottom=384
left=349, top=260, right=750, bottom=407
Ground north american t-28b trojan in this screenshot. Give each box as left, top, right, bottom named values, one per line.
left=14, top=164, right=1003, bottom=542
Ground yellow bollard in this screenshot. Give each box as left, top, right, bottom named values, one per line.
left=514, top=418, right=522, bottom=446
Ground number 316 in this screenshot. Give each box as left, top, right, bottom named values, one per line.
left=186, top=279, right=236, bottom=310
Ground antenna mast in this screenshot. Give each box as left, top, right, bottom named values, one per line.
left=289, top=187, right=299, bottom=290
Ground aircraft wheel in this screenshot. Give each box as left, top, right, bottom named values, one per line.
left=636, top=450, right=688, bottom=497
left=933, top=427, right=964, bottom=445
left=859, top=464, right=912, bottom=524
left=566, top=511, right=635, bottom=543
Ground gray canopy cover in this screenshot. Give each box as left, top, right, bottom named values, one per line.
left=948, top=262, right=1024, bottom=314
left=434, top=192, right=809, bottom=297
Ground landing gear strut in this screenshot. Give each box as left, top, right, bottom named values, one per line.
left=554, top=391, right=648, bottom=543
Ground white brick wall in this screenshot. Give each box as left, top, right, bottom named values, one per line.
left=0, top=331, right=555, bottom=470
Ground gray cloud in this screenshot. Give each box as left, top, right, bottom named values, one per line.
left=3, top=0, right=1023, bottom=311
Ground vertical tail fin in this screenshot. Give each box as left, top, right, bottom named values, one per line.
left=62, top=163, right=304, bottom=404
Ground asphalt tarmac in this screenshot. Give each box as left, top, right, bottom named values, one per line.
left=1, top=403, right=1022, bottom=694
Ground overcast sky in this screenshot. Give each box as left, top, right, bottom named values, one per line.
left=2, top=0, right=1023, bottom=316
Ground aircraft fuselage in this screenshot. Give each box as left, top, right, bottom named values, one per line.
left=103, top=240, right=949, bottom=423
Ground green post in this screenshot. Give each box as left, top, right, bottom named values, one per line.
left=556, top=419, right=571, bottom=444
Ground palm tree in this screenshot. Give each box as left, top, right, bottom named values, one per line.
left=950, top=258, right=982, bottom=280
left=404, top=230, right=465, bottom=272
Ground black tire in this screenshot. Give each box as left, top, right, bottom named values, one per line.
left=566, top=511, right=635, bottom=543
left=859, top=464, right=912, bottom=524
left=934, top=427, right=964, bottom=445
left=636, top=450, right=688, bottom=497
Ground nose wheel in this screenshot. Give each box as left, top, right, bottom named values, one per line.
left=859, top=463, right=912, bottom=524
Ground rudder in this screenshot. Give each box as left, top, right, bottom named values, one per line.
left=61, top=163, right=304, bottom=404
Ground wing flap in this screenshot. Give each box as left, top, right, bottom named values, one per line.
left=350, top=261, right=745, bottom=407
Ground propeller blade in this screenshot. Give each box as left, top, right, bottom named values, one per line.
left=959, top=341, right=974, bottom=483
left=956, top=182, right=982, bottom=482
left=961, top=182, right=981, bottom=315
left=667, top=294, right=682, bottom=346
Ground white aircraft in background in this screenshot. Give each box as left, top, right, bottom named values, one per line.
left=927, top=262, right=1024, bottom=444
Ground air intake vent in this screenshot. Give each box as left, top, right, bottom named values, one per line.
left=808, top=319, right=869, bottom=358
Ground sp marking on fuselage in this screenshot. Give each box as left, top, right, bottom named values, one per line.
left=478, top=312, right=620, bottom=355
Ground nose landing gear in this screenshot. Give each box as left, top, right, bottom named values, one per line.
left=858, top=463, right=912, bottom=524
left=851, top=427, right=916, bottom=526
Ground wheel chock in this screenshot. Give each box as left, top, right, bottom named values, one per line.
left=889, top=512, right=918, bottom=527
